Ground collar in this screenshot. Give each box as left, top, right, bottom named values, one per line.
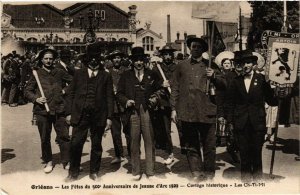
left=134, top=68, right=144, bottom=75
left=244, top=70, right=254, bottom=79
left=190, top=56, right=203, bottom=64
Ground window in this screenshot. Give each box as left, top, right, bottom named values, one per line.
left=142, top=36, right=154, bottom=51
left=73, top=37, right=81, bottom=43
left=97, top=37, right=105, bottom=41
left=111, top=37, right=116, bottom=41
left=27, top=37, right=37, bottom=42
left=119, top=38, right=128, bottom=42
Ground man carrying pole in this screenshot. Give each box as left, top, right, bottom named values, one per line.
left=25, top=48, right=73, bottom=173
left=170, top=36, right=226, bottom=181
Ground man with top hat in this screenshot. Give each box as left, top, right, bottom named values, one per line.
left=106, top=50, right=131, bottom=164
left=227, top=50, right=278, bottom=182
left=151, top=45, right=177, bottom=165
left=25, top=48, right=72, bottom=173
left=65, top=43, right=114, bottom=181
left=170, top=36, right=226, bottom=181
left=116, top=47, right=165, bottom=180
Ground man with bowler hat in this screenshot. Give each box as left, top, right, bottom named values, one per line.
left=227, top=50, right=277, bottom=181
left=117, top=47, right=165, bottom=180
left=25, top=48, right=72, bottom=173
left=65, top=43, right=114, bottom=181
left=170, top=36, right=226, bottom=181
left=106, top=50, right=131, bottom=164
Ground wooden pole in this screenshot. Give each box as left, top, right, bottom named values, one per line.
left=156, top=63, right=171, bottom=93
left=32, top=70, right=50, bottom=112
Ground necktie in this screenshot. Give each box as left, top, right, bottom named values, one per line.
left=91, top=71, right=95, bottom=78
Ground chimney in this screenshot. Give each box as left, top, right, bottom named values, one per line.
left=167, top=15, right=171, bottom=44
left=176, top=31, right=180, bottom=40
left=128, top=5, right=138, bottom=32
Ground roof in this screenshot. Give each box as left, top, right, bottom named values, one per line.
left=62, top=3, right=128, bottom=17
left=43, top=4, right=65, bottom=15
left=137, top=28, right=162, bottom=39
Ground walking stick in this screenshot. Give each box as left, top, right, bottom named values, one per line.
left=32, top=70, right=50, bottom=112
left=156, top=63, right=171, bottom=94
left=269, top=98, right=281, bottom=178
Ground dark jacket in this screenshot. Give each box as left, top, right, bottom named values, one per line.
left=108, top=66, right=128, bottom=113
left=25, top=67, right=73, bottom=115
left=152, top=62, right=177, bottom=107
left=116, top=69, right=164, bottom=110
left=227, top=72, right=278, bottom=132
left=170, top=58, right=226, bottom=123
left=65, top=67, right=114, bottom=126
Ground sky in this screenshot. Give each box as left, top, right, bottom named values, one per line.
left=2, top=1, right=252, bottom=42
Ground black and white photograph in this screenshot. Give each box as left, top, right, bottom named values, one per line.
left=1, top=1, right=299, bottom=194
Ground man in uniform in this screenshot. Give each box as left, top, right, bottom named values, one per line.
left=65, top=43, right=114, bottom=181
left=170, top=36, right=226, bottom=181
left=25, top=48, right=72, bottom=173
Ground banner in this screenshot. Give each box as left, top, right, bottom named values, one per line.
left=192, top=1, right=240, bottom=22
left=263, top=31, right=300, bottom=86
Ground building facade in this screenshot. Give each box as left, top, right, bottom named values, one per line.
left=1, top=3, right=139, bottom=54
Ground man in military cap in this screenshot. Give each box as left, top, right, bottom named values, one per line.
left=106, top=50, right=131, bottom=164
left=117, top=47, right=165, bottom=180
left=25, top=48, right=72, bottom=173
left=65, top=43, right=114, bottom=181
left=170, top=36, right=226, bottom=181
left=151, top=45, right=177, bottom=165
left=227, top=50, right=278, bottom=182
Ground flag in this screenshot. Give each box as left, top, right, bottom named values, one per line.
left=192, top=1, right=240, bottom=23
left=207, top=21, right=226, bottom=56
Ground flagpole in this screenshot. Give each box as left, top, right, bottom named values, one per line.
left=239, top=6, right=243, bottom=50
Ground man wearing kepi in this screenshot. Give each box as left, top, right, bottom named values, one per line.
left=25, top=48, right=72, bottom=173
left=117, top=47, right=165, bottom=180
left=65, top=43, right=114, bottom=181
left=170, top=36, right=226, bottom=181
left=106, top=50, right=131, bottom=164
left=227, top=50, right=277, bottom=182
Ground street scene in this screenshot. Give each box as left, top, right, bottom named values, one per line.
left=1, top=1, right=299, bottom=195
left=1, top=104, right=299, bottom=194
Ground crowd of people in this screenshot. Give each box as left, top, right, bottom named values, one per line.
left=1, top=35, right=299, bottom=183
